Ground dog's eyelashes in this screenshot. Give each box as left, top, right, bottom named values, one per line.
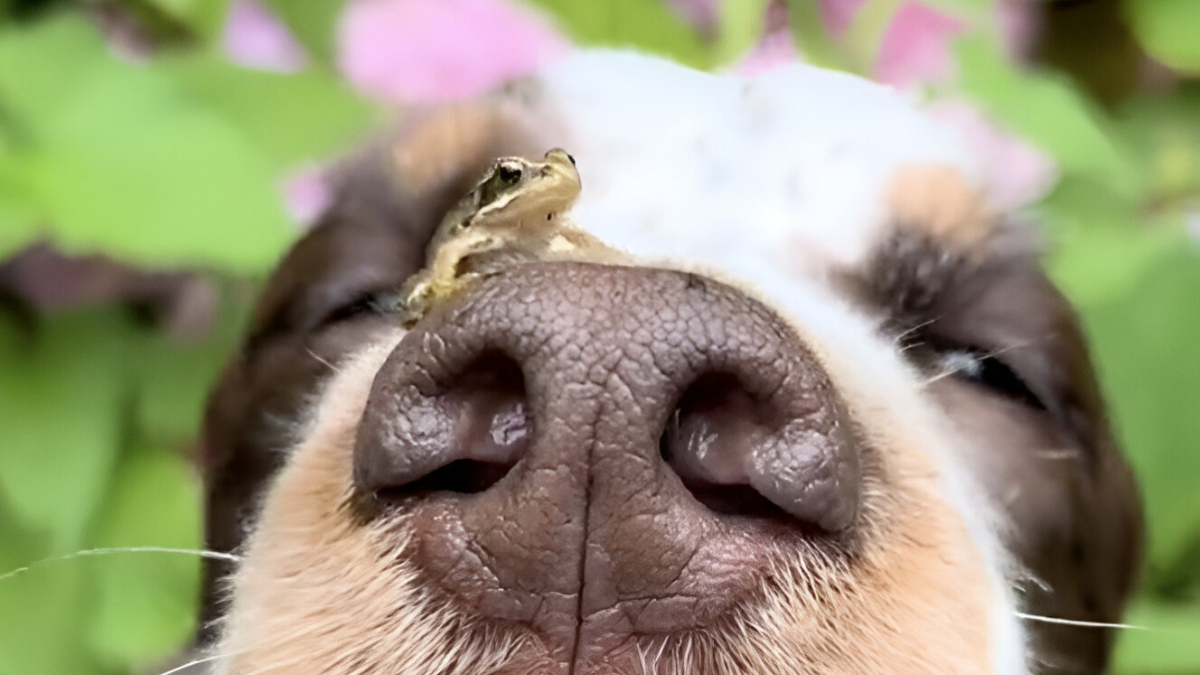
left=934, top=347, right=1048, bottom=411
left=317, top=290, right=404, bottom=328
left=898, top=328, right=1049, bottom=412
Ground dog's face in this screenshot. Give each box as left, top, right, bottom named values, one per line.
left=198, top=54, right=1141, bottom=675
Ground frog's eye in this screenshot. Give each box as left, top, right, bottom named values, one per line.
left=566, top=153, right=576, bottom=166
left=497, top=163, right=523, bottom=185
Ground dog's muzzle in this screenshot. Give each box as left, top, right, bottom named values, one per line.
left=352, top=261, right=861, bottom=656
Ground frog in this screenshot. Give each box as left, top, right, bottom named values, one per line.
left=399, top=148, right=621, bottom=325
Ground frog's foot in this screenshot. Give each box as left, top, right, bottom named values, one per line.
left=400, top=269, right=488, bottom=327
left=399, top=277, right=434, bottom=327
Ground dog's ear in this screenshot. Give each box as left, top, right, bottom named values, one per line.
left=196, top=102, right=542, bottom=641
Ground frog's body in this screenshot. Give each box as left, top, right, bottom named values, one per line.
left=401, top=148, right=621, bottom=324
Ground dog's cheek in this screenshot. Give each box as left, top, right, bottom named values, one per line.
left=763, top=292, right=1027, bottom=674
left=214, top=336, right=560, bottom=675
left=929, top=378, right=1142, bottom=672
left=198, top=316, right=401, bottom=623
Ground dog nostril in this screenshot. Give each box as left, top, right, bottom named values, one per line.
left=661, top=372, right=861, bottom=533
left=661, top=374, right=785, bottom=519
left=354, top=352, right=530, bottom=497
left=399, top=458, right=517, bottom=495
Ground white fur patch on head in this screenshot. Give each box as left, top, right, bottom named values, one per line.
left=530, top=50, right=981, bottom=281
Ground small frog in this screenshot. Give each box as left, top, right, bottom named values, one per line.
left=400, top=148, right=620, bottom=325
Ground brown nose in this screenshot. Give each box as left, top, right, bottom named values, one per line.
left=353, top=262, right=860, bottom=657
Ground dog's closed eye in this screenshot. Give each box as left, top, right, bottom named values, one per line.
left=929, top=345, right=1048, bottom=411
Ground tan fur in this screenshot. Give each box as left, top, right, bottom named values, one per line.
left=213, top=334, right=550, bottom=675
left=888, top=165, right=995, bottom=256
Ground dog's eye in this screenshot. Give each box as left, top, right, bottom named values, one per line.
left=317, top=290, right=400, bottom=328
left=935, top=347, right=1046, bottom=411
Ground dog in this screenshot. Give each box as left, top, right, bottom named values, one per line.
left=196, top=52, right=1142, bottom=675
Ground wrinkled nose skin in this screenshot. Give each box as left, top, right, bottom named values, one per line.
left=354, top=262, right=862, bottom=668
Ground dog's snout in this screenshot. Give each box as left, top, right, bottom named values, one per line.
left=353, top=262, right=861, bottom=641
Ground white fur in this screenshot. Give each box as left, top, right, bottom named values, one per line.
left=534, top=50, right=980, bottom=279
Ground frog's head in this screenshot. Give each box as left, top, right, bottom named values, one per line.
left=463, top=148, right=580, bottom=233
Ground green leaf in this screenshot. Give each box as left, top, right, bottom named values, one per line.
left=0, top=309, right=132, bottom=551
left=0, top=144, right=39, bottom=258
left=527, top=0, right=713, bottom=69
left=134, top=288, right=247, bottom=440
left=0, top=13, right=375, bottom=272
left=715, top=0, right=772, bottom=65
left=22, top=75, right=296, bottom=272
left=1126, top=0, right=1200, bottom=75
left=1115, top=599, right=1200, bottom=673
left=956, top=35, right=1136, bottom=198
left=160, top=54, right=375, bottom=168
left=784, top=0, right=847, bottom=71
left=1044, top=178, right=1180, bottom=305
left=0, top=208, right=36, bottom=259
left=84, top=441, right=202, bottom=668
left=146, top=0, right=233, bottom=39
left=844, top=0, right=902, bottom=74
left=0, top=502, right=101, bottom=675
left=258, top=0, right=340, bottom=64
left=0, top=13, right=107, bottom=123
left=1112, top=86, right=1200, bottom=205
left=1079, top=249, right=1200, bottom=576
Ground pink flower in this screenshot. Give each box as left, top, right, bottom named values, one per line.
left=818, top=0, right=1038, bottom=86
left=873, top=2, right=964, bottom=88
left=818, top=0, right=860, bottom=35
left=736, top=2, right=797, bottom=75
left=280, top=166, right=332, bottom=227
left=337, top=0, right=569, bottom=104
left=738, top=0, right=965, bottom=86
left=222, top=0, right=307, bottom=72
left=737, top=25, right=799, bottom=76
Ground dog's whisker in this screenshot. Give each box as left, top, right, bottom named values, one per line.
left=1015, top=612, right=1148, bottom=631
left=152, top=650, right=238, bottom=675
left=1035, top=448, right=1081, bottom=461
left=306, top=348, right=342, bottom=374
left=0, top=546, right=241, bottom=583
left=892, top=316, right=940, bottom=347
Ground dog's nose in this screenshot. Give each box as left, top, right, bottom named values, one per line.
left=354, top=262, right=860, bottom=643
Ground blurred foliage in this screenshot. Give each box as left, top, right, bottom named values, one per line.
left=256, top=0, right=339, bottom=63
left=0, top=13, right=372, bottom=269
left=0, top=0, right=1197, bottom=673
left=1127, top=0, right=1200, bottom=73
